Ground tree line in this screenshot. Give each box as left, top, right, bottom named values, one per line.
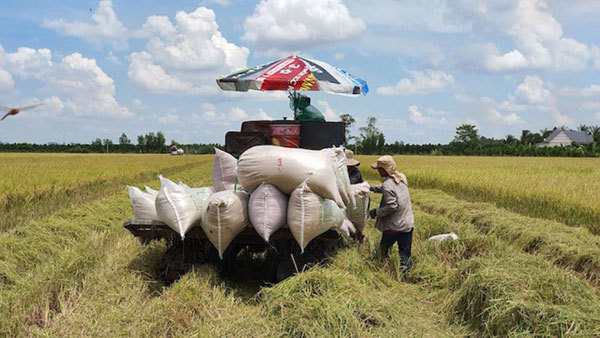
left=0, top=131, right=220, bottom=154
left=341, top=115, right=600, bottom=157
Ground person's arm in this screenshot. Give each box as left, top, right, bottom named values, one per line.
left=370, top=185, right=383, bottom=193
left=377, top=183, right=399, bottom=217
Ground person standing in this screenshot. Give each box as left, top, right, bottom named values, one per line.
left=368, top=155, right=414, bottom=280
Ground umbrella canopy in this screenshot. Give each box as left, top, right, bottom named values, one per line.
left=216, top=55, right=368, bottom=96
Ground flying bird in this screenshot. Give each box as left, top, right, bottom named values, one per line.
left=0, top=104, right=44, bottom=121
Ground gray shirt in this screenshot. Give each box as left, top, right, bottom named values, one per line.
left=372, top=177, right=415, bottom=233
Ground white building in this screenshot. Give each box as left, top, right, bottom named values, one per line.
left=536, top=129, right=593, bottom=147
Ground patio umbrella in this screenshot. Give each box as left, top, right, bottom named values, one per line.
left=216, top=55, right=368, bottom=96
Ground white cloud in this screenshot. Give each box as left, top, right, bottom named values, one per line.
left=0, top=46, right=132, bottom=119
left=559, top=84, right=600, bottom=97
left=408, top=105, right=448, bottom=125
left=333, top=53, right=345, bottom=61
left=0, top=68, right=14, bottom=91
left=42, top=0, right=128, bottom=49
left=106, top=51, right=121, bottom=64
left=448, top=0, right=596, bottom=71
left=128, top=7, right=248, bottom=95
left=514, top=75, right=553, bottom=105
left=256, top=108, right=273, bottom=120
left=377, top=69, right=454, bottom=95
left=128, top=52, right=197, bottom=94
left=481, top=97, right=524, bottom=125
left=158, top=111, right=179, bottom=124
left=242, top=0, right=365, bottom=52
left=316, top=100, right=342, bottom=121
left=228, top=107, right=248, bottom=120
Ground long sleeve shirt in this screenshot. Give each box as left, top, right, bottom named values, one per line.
left=371, top=176, right=414, bottom=233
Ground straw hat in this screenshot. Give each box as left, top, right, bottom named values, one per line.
left=344, top=149, right=360, bottom=166
left=370, top=155, right=407, bottom=184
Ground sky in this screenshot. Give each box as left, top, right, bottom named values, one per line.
left=0, top=0, right=599, bottom=145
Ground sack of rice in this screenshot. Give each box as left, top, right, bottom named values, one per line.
left=287, top=181, right=345, bottom=252
left=330, top=147, right=355, bottom=208
left=347, top=182, right=370, bottom=232
left=155, top=176, right=214, bottom=239
left=248, top=183, right=288, bottom=242
left=212, top=148, right=238, bottom=192
left=145, top=186, right=158, bottom=196
left=340, top=218, right=356, bottom=237
left=237, top=145, right=344, bottom=208
left=128, top=186, right=158, bottom=222
left=204, top=191, right=249, bottom=258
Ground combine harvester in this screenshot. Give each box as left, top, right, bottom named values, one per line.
left=124, top=55, right=368, bottom=282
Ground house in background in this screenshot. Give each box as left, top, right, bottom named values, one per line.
left=536, top=128, right=594, bottom=147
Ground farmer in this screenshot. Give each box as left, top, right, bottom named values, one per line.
left=368, top=155, right=414, bottom=280
left=345, top=149, right=366, bottom=243
left=345, top=149, right=363, bottom=185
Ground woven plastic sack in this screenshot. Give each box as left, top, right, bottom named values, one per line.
left=128, top=186, right=158, bottom=222
left=204, top=191, right=249, bottom=258
left=155, top=176, right=214, bottom=239
left=145, top=186, right=159, bottom=196
left=347, top=182, right=370, bottom=232
left=237, top=145, right=344, bottom=207
left=212, top=148, right=238, bottom=192
left=288, top=181, right=345, bottom=252
left=248, top=183, right=288, bottom=242
left=330, top=147, right=355, bottom=208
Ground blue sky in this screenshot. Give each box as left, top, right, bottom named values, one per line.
left=0, top=0, right=599, bottom=145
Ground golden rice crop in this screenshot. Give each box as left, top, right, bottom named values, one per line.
left=358, top=155, right=600, bottom=233
left=0, top=153, right=211, bottom=232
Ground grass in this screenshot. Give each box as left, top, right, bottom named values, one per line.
left=0, top=153, right=210, bottom=232
left=358, top=155, right=600, bottom=234
left=1, top=154, right=600, bottom=336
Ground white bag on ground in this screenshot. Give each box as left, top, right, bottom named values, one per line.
left=248, top=183, right=288, bottom=242
left=428, top=232, right=459, bottom=243
left=347, top=182, right=370, bottom=232
left=340, top=218, right=356, bottom=238
left=330, top=147, right=355, bottom=208
left=237, top=145, right=344, bottom=207
left=287, top=181, right=345, bottom=252
left=204, top=191, right=249, bottom=258
left=212, top=148, right=238, bottom=192
left=128, top=186, right=158, bottom=222
left=155, top=176, right=213, bottom=239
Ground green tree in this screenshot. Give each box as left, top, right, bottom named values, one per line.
left=359, top=117, right=383, bottom=154
left=90, top=138, right=103, bottom=152
left=339, top=113, right=356, bottom=146
left=453, top=124, right=480, bottom=144
left=119, top=133, right=131, bottom=145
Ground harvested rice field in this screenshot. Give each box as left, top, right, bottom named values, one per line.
left=1, top=153, right=599, bottom=337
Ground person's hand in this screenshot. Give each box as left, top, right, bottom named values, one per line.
left=369, top=186, right=376, bottom=192
left=369, top=209, right=377, bottom=219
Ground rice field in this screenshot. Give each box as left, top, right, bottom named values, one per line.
left=1, top=153, right=599, bottom=336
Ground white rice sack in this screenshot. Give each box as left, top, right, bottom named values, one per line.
left=155, top=176, right=213, bottom=239
left=145, top=186, right=158, bottom=196
left=237, top=145, right=344, bottom=208
left=330, top=147, right=355, bottom=208
left=248, top=183, right=288, bottom=242
left=128, top=186, right=158, bottom=222
left=287, top=181, right=345, bottom=252
left=212, top=148, right=238, bottom=192
left=204, top=191, right=249, bottom=259
left=340, top=218, right=356, bottom=238
left=347, top=182, right=370, bottom=232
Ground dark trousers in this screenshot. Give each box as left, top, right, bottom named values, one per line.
left=380, top=229, right=413, bottom=273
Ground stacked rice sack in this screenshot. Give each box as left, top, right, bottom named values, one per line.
left=128, top=145, right=358, bottom=256
left=238, top=145, right=349, bottom=249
